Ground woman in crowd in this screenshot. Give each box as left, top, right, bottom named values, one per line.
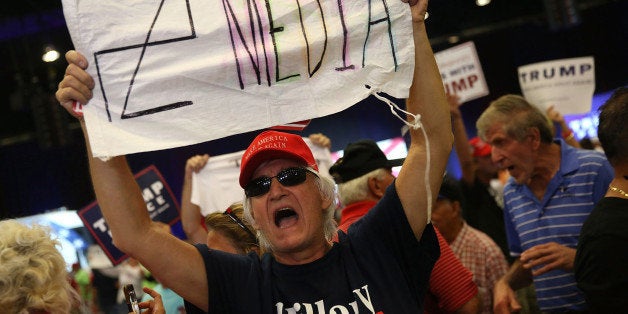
left=0, top=220, right=79, bottom=313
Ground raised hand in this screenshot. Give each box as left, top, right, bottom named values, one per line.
left=185, top=154, right=210, bottom=177
left=403, top=0, right=428, bottom=23
left=55, top=50, right=94, bottom=118
left=308, top=133, right=331, bottom=149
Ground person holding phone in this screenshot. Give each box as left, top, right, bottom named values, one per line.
left=137, top=286, right=166, bottom=314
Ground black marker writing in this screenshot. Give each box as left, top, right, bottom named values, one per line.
left=363, top=0, right=398, bottom=71
left=92, top=0, right=402, bottom=121
left=222, top=0, right=271, bottom=89
left=94, top=0, right=197, bottom=121
left=335, top=0, right=354, bottom=71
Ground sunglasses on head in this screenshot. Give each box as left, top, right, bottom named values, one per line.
left=244, top=167, right=314, bottom=197
left=223, top=208, right=257, bottom=242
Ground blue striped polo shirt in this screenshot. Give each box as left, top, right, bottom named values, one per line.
left=503, top=139, right=613, bottom=312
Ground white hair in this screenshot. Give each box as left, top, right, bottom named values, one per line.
left=0, top=220, right=79, bottom=313
left=337, top=168, right=390, bottom=206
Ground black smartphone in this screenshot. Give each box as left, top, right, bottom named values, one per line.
left=123, top=283, right=140, bottom=314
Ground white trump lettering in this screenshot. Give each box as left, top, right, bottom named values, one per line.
left=274, top=285, right=376, bottom=314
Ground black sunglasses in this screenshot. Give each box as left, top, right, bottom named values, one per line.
left=223, top=207, right=257, bottom=242
left=244, top=167, right=314, bottom=197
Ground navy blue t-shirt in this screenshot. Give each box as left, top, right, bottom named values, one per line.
left=194, top=183, right=439, bottom=313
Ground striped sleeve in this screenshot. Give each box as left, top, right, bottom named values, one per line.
left=429, top=228, right=478, bottom=311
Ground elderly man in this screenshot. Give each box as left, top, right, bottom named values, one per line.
left=55, top=0, right=453, bottom=312
left=476, top=94, right=613, bottom=313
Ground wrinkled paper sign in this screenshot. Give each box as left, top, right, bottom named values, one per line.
left=62, top=0, right=415, bottom=157
left=518, top=56, right=595, bottom=114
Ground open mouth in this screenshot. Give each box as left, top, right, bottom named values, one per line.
left=274, top=208, right=298, bottom=228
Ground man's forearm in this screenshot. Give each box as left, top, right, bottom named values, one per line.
left=82, top=122, right=153, bottom=253
left=451, top=113, right=476, bottom=184
left=180, top=171, right=196, bottom=229
left=502, top=259, right=533, bottom=290
left=408, top=21, right=452, bottom=150
left=396, top=17, right=453, bottom=239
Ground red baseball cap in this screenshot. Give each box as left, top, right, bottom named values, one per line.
left=239, top=130, right=318, bottom=188
left=469, top=137, right=492, bottom=158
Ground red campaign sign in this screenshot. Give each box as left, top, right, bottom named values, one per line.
left=78, top=165, right=180, bottom=265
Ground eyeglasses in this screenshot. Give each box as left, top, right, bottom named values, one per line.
left=223, top=208, right=257, bottom=242
left=244, top=167, right=313, bottom=197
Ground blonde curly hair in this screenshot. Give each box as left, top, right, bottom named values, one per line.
left=0, top=220, right=78, bottom=313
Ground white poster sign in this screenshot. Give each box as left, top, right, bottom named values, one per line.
left=61, top=0, right=415, bottom=158
left=434, top=41, right=489, bottom=103
left=517, top=56, right=595, bottom=114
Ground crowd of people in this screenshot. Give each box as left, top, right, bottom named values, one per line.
left=1, top=0, right=625, bottom=313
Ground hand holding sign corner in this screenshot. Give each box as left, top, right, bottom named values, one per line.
left=56, top=51, right=94, bottom=118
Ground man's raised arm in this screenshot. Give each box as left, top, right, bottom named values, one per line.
left=57, top=53, right=209, bottom=311
left=396, top=0, right=453, bottom=240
